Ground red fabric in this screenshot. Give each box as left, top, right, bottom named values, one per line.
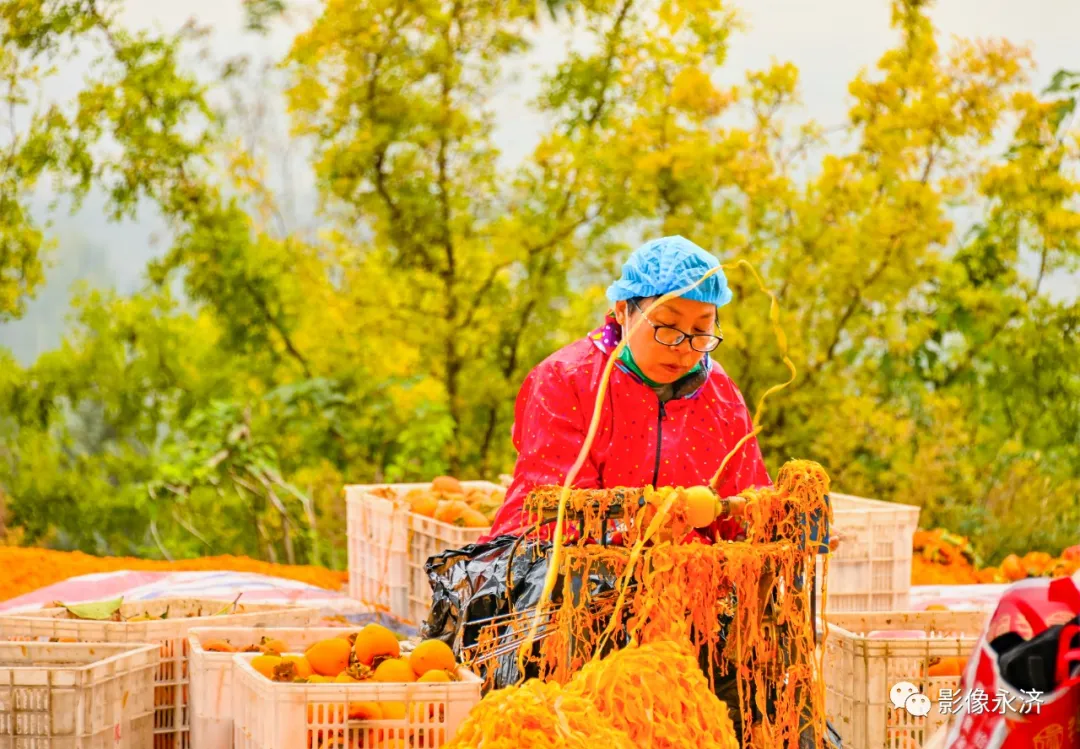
left=482, top=335, right=772, bottom=542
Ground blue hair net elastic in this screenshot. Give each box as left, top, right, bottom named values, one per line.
left=606, top=235, right=733, bottom=308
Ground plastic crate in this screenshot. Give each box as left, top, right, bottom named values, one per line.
left=190, top=626, right=361, bottom=749
left=231, top=652, right=482, bottom=748
left=822, top=610, right=988, bottom=749
left=345, top=481, right=500, bottom=623
left=0, top=641, right=158, bottom=747
left=815, top=493, right=921, bottom=612
left=0, top=599, right=320, bottom=749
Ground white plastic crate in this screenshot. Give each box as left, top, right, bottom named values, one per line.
left=345, top=484, right=412, bottom=620
left=822, top=610, right=988, bottom=749
left=0, top=599, right=320, bottom=749
left=190, top=626, right=361, bottom=749
left=345, top=481, right=500, bottom=623
left=0, top=641, right=158, bottom=748
left=231, top=652, right=482, bottom=748
left=815, top=493, right=921, bottom=612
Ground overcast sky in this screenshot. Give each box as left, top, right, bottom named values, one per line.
left=2, top=0, right=1077, bottom=361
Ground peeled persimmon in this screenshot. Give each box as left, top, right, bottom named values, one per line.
left=353, top=623, right=400, bottom=666
left=306, top=637, right=352, bottom=677
left=251, top=654, right=282, bottom=679
left=373, top=658, right=416, bottom=683
left=682, top=486, right=718, bottom=528
left=409, top=639, right=456, bottom=678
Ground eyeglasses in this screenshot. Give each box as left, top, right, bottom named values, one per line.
left=629, top=299, right=723, bottom=353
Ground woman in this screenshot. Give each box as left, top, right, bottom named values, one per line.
left=483, top=234, right=771, bottom=542
left=428, top=236, right=831, bottom=744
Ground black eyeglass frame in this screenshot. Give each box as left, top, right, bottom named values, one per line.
left=628, top=299, right=723, bottom=353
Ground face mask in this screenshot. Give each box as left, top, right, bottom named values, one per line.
left=618, top=332, right=665, bottom=388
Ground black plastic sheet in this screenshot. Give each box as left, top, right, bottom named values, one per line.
left=421, top=534, right=627, bottom=689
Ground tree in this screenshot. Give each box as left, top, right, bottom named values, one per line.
left=0, top=0, right=1077, bottom=564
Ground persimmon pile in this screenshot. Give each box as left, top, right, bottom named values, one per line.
left=912, top=529, right=1080, bottom=585
left=445, top=640, right=739, bottom=749
left=229, top=624, right=460, bottom=686
left=370, top=476, right=504, bottom=528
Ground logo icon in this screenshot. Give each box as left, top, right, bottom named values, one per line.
left=890, top=681, right=919, bottom=710
left=905, top=693, right=933, bottom=717
left=890, top=682, right=933, bottom=717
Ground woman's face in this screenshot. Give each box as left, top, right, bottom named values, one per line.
left=614, top=296, right=718, bottom=384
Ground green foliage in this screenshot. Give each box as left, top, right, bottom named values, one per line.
left=0, top=0, right=1077, bottom=566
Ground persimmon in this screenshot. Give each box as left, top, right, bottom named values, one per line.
left=1023, top=551, right=1052, bottom=575
left=431, top=476, right=463, bottom=495
left=928, top=656, right=967, bottom=677
left=417, top=669, right=453, bottom=683
left=457, top=508, right=490, bottom=528
left=251, top=654, right=282, bottom=679
left=381, top=701, right=407, bottom=719
left=408, top=639, right=456, bottom=678
left=410, top=494, right=439, bottom=518
left=348, top=701, right=382, bottom=720
left=373, top=658, right=416, bottom=683
left=353, top=623, right=400, bottom=666
left=1001, top=554, right=1026, bottom=581
left=682, top=485, right=718, bottom=528
left=258, top=636, right=288, bottom=655
left=201, top=638, right=236, bottom=653
left=281, top=655, right=313, bottom=679
left=307, top=702, right=347, bottom=725
left=433, top=499, right=471, bottom=525
left=306, top=638, right=352, bottom=677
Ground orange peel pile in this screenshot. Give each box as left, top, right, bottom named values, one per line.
left=447, top=640, right=738, bottom=749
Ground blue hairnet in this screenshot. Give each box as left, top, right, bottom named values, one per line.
left=606, top=235, right=733, bottom=308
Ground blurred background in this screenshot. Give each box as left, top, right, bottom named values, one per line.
left=0, top=0, right=1076, bottom=570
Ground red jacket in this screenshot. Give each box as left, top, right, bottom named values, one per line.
left=484, top=317, right=772, bottom=541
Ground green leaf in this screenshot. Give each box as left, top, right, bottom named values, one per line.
left=1044, top=69, right=1080, bottom=95
left=62, top=597, right=124, bottom=621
